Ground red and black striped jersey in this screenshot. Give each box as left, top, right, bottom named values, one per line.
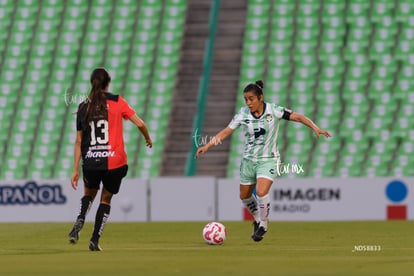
left=76, top=93, right=135, bottom=170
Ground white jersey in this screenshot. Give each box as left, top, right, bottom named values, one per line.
left=228, top=102, right=289, bottom=162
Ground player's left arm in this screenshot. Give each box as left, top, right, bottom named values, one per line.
left=129, top=114, right=153, bottom=148
left=120, top=96, right=153, bottom=148
left=289, top=112, right=331, bottom=138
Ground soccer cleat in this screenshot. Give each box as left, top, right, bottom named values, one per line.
left=252, top=226, right=267, bottom=242
left=68, top=218, right=84, bottom=244
left=251, top=221, right=259, bottom=237
left=89, top=240, right=102, bottom=251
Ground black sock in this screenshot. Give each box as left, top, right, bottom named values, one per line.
left=77, top=195, right=92, bottom=220
left=91, top=203, right=111, bottom=243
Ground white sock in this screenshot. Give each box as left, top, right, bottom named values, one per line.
left=242, top=195, right=259, bottom=222
left=258, top=194, right=270, bottom=230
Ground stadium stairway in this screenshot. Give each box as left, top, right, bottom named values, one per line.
left=161, top=0, right=212, bottom=175
left=161, top=0, right=247, bottom=176
left=194, top=0, right=247, bottom=177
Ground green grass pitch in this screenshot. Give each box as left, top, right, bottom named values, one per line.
left=0, top=221, right=413, bottom=275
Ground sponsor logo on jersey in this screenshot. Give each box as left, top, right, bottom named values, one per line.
left=85, top=150, right=115, bottom=158
left=254, top=127, right=266, bottom=138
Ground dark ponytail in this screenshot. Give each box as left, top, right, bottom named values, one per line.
left=86, top=68, right=111, bottom=123
left=243, top=80, right=264, bottom=97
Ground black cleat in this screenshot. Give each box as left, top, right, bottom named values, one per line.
left=89, top=240, right=102, bottom=251
left=252, top=226, right=267, bottom=242
left=68, top=218, right=84, bottom=244
left=251, top=221, right=259, bottom=238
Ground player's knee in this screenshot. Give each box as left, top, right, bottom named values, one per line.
left=239, top=185, right=255, bottom=200
left=239, top=191, right=252, bottom=200
left=255, top=189, right=268, bottom=198
left=100, top=194, right=112, bottom=205
left=100, top=189, right=113, bottom=204
left=239, top=194, right=247, bottom=200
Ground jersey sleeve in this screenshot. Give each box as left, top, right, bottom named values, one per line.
left=272, top=103, right=292, bottom=120
left=119, top=96, right=136, bottom=120
left=227, top=107, right=244, bottom=130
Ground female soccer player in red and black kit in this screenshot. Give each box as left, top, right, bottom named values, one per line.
left=68, top=68, right=152, bottom=251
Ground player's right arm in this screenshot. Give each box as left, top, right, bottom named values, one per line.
left=71, top=130, right=82, bottom=190
left=195, top=127, right=233, bottom=158
left=196, top=108, right=244, bottom=158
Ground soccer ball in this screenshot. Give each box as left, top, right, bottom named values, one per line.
left=202, top=222, right=227, bottom=245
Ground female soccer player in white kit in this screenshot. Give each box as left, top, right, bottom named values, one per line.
left=196, top=80, right=331, bottom=242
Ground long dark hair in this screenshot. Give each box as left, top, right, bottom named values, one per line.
left=243, top=80, right=264, bottom=98
left=86, top=68, right=111, bottom=122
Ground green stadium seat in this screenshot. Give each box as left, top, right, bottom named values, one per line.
left=393, top=117, right=411, bottom=137
left=337, top=158, right=363, bottom=177
left=1, top=163, right=25, bottom=180
left=319, top=64, right=344, bottom=81
left=371, top=1, right=394, bottom=22
left=395, top=1, right=412, bottom=22
left=273, top=0, right=295, bottom=15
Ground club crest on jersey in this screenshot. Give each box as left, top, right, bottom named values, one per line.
left=265, top=114, right=273, bottom=122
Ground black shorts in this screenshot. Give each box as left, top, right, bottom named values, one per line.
left=82, top=165, right=128, bottom=195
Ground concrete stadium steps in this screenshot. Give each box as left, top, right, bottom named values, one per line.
left=161, top=0, right=211, bottom=176
left=195, top=0, right=247, bottom=177
left=162, top=0, right=247, bottom=176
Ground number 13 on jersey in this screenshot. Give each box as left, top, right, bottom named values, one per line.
left=90, top=120, right=109, bottom=145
